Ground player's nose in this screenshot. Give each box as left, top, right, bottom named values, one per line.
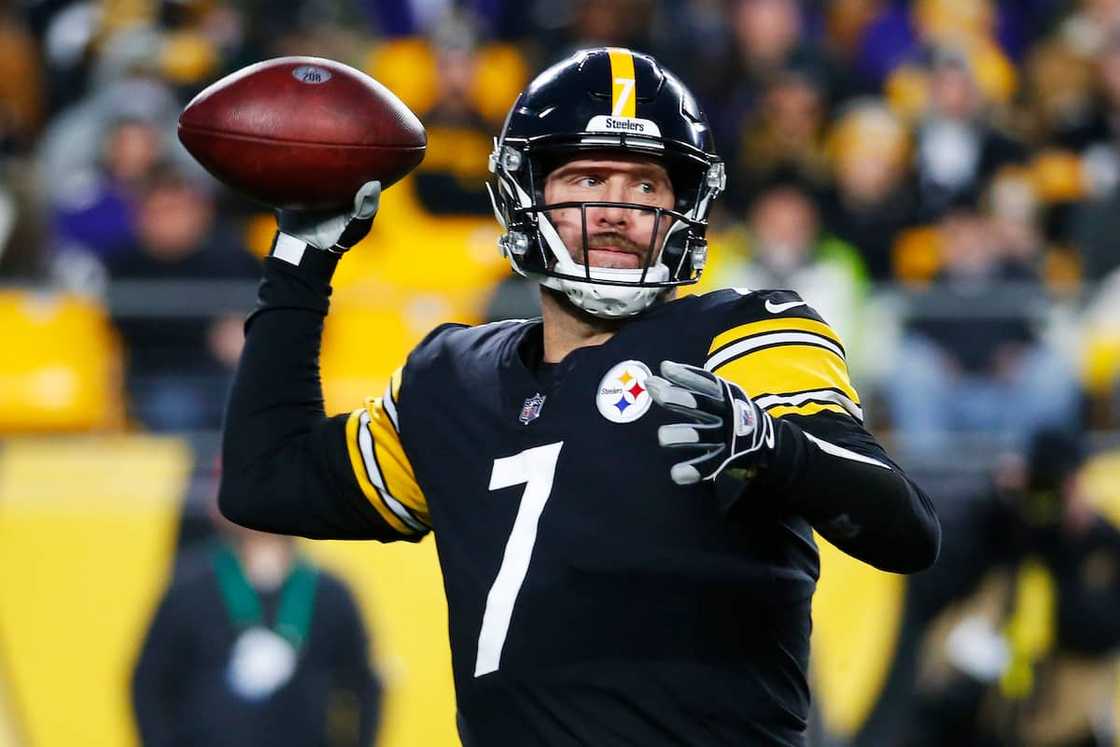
left=589, top=178, right=630, bottom=226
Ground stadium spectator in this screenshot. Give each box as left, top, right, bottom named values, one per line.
left=911, top=48, right=1026, bottom=222
left=50, top=116, right=167, bottom=262
left=0, top=3, right=44, bottom=156
left=413, top=14, right=495, bottom=216
left=1081, top=266, right=1120, bottom=424
left=886, top=202, right=1080, bottom=451
left=106, top=164, right=259, bottom=431
left=820, top=99, right=917, bottom=281
left=539, top=0, right=659, bottom=62
left=730, top=66, right=830, bottom=210
left=1063, top=30, right=1120, bottom=281
left=703, top=0, right=832, bottom=169
left=854, top=0, right=1026, bottom=96
left=707, top=176, right=868, bottom=354
left=864, top=428, right=1120, bottom=747
left=35, top=68, right=186, bottom=204
left=1050, top=30, right=1120, bottom=154
left=133, top=520, right=381, bottom=747
left=0, top=158, right=48, bottom=280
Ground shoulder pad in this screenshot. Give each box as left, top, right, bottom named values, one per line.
left=406, top=318, right=535, bottom=372
left=697, top=287, right=828, bottom=327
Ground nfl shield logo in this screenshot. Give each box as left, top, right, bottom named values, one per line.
left=519, top=393, right=546, bottom=425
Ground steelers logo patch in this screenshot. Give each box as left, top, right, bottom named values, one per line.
left=596, top=360, right=653, bottom=423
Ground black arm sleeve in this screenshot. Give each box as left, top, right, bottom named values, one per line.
left=218, top=248, right=404, bottom=540
left=745, top=412, right=941, bottom=574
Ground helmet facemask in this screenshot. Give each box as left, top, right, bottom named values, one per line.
left=488, top=141, right=725, bottom=318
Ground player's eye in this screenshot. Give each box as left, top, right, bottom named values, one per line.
left=637, top=181, right=655, bottom=193
left=578, top=176, right=602, bottom=187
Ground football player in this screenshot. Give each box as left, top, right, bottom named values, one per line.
left=220, top=48, right=940, bottom=746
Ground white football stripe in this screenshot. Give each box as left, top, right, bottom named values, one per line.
left=755, top=390, right=864, bottom=422
left=803, top=432, right=891, bottom=470
left=357, top=411, right=427, bottom=532
left=382, top=381, right=399, bottom=432
left=706, top=332, right=844, bottom=371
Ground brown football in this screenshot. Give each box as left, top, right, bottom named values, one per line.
left=178, top=56, right=426, bottom=210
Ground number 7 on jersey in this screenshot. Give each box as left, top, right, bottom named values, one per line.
left=474, top=441, right=564, bottom=677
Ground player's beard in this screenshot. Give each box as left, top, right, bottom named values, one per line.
left=577, top=231, right=650, bottom=270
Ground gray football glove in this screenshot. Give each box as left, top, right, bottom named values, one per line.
left=646, top=360, right=776, bottom=486
left=276, top=180, right=381, bottom=253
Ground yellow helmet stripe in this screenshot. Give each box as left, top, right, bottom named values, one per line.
left=607, top=48, right=636, bottom=118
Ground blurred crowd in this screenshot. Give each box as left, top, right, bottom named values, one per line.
left=2, top=0, right=1120, bottom=443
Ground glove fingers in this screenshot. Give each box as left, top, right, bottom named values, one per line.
left=658, top=423, right=722, bottom=448
left=670, top=463, right=702, bottom=486
left=647, top=379, right=723, bottom=424
left=668, top=446, right=725, bottom=486
left=660, top=361, right=722, bottom=400
left=658, top=423, right=698, bottom=447
left=353, top=180, right=382, bottom=219
left=648, top=377, right=724, bottom=424
left=646, top=376, right=697, bottom=410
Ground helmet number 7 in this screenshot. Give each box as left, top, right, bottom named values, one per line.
left=612, top=77, right=634, bottom=117
left=474, top=441, right=564, bottom=677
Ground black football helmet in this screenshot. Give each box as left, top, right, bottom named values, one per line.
left=488, top=47, right=725, bottom=318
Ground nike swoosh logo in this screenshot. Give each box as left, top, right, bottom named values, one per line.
left=764, top=299, right=807, bottom=314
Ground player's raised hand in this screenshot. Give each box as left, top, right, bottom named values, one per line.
left=276, top=180, right=381, bottom=254
left=646, top=360, right=776, bottom=486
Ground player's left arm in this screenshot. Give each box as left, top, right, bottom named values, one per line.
left=648, top=304, right=940, bottom=573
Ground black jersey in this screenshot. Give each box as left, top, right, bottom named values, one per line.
left=221, top=252, right=940, bottom=747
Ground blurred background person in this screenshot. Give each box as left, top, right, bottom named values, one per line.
left=535, top=0, right=659, bottom=63
left=106, top=164, right=258, bottom=431
left=412, top=14, right=496, bottom=216
left=1062, top=29, right=1120, bottom=283
left=49, top=115, right=167, bottom=264
left=886, top=199, right=1080, bottom=453
left=702, top=0, right=838, bottom=173
left=133, top=510, right=381, bottom=747
left=0, top=158, right=48, bottom=281
left=820, top=99, right=917, bottom=283
left=730, top=65, right=831, bottom=212
left=863, top=428, right=1120, bottom=747
left=1082, top=266, right=1120, bottom=425
left=0, top=0, right=45, bottom=157
left=911, top=48, right=1026, bottom=222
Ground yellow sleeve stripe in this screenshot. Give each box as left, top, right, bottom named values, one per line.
left=765, top=401, right=850, bottom=420
left=346, top=409, right=412, bottom=535
left=708, top=317, right=845, bottom=359
left=345, top=406, right=430, bottom=534
left=365, top=397, right=430, bottom=524
left=755, top=388, right=863, bottom=421
left=712, top=344, right=860, bottom=409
